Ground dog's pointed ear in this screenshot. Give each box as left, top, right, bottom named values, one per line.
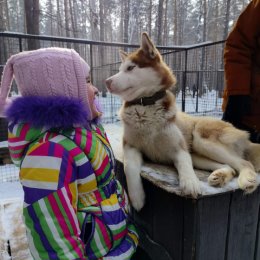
left=141, top=32, right=157, bottom=59
left=119, top=50, right=128, bottom=62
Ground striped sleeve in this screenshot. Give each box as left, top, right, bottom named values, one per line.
left=8, top=123, right=45, bottom=166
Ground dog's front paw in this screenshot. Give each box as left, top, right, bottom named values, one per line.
left=179, top=177, right=201, bottom=198
left=128, top=186, right=146, bottom=211
left=208, top=167, right=235, bottom=187
left=238, top=169, right=258, bottom=194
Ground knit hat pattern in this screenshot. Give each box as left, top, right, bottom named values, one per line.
left=0, top=48, right=93, bottom=119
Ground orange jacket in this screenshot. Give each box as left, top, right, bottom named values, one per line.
left=223, top=0, right=260, bottom=131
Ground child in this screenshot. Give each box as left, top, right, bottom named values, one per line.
left=0, top=48, right=138, bottom=260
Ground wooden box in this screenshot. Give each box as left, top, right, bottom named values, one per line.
left=116, top=161, right=260, bottom=260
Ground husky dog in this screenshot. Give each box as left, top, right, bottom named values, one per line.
left=105, top=32, right=260, bottom=211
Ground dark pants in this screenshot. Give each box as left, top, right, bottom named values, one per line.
left=131, top=247, right=151, bottom=260
left=249, top=130, right=260, bottom=143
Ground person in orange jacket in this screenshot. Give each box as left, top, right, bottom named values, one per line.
left=222, top=0, right=260, bottom=143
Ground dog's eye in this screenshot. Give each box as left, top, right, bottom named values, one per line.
left=127, top=65, right=136, bottom=71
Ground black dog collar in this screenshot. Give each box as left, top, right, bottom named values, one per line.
left=126, top=90, right=166, bottom=106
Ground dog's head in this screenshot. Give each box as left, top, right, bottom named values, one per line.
left=105, top=33, right=176, bottom=101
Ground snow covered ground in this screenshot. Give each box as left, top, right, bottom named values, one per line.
left=0, top=182, right=32, bottom=260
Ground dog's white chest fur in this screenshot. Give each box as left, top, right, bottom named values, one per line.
left=121, top=103, right=168, bottom=130
left=119, top=102, right=184, bottom=163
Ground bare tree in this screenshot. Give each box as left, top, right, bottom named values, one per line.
left=0, top=0, right=253, bottom=52
left=69, top=0, right=79, bottom=51
left=56, top=0, right=63, bottom=36
left=24, top=0, right=40, bottom=50
left=64, top=0, right=71, bottom=46
left=156, top=0, right=164, bottom=45
left=162, top=0, right=169, bottom=45
left=89, top=0, right=99, bottom=40
left=0, top=0, right=8, bottom=73
left=99, top=0, right=106, bottom=96
left=223, top=0, right=231, bottom=40
left=122, top=0, right=130, bottom=43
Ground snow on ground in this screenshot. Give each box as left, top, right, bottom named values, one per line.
left=0, top=182, right=32, bottom=260
left=0, top=181, right=23, bottom=200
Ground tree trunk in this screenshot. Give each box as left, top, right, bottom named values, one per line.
left=223, top=0, right=231, bottom=40
left=163, top=0, right=168, bottom=45
left=202, top=0, right=207, bottom=42
left=56, top=0, right=62, bottom=37
left=89, top=0, right=99, bottom=41
left=4, top=0, right=10, bottom=30
left=48, top=0, right=53, bottom=36
left=24, top=0, right=40, bottom=50
left=99, top=0, right=106, bottom=96
left=123, top=0, right=130, bottom=44
left=156, top=0, right=164, bottom=45
left=173, top=0, right=178, bottom=44
left=69, top=0, right=79, bottom=51
left=0, top=0, right=8, bottom=75
left=63, top=0, right=71, bottom=47
left=148, top=0, right=152, bottom=36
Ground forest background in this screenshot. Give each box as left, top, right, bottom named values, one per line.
left=0, top=0, right=250, bottom=47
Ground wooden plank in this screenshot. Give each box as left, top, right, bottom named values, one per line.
left=152, top=185, right=184, bottom=260
left=132, top=179, right=155, bottom=237
left=195, top=194, right=231, bottom=260
left=115, top=161, right=155, bottom=236
left=226, top=188, right=260, bottom=260
left=182, top=198, right=197, bottom=260
left=0, top=118, right=8, bottom=142
left=254, top=187, right=260, bottom=260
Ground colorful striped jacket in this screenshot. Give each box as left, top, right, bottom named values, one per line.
left=6, top=96, right=138, bottom=260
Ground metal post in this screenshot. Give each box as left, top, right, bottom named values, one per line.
left=196, top=71, right=199, bottom=112
left=90, top=44, right=94, bottom=83
left=182, top=49, right=188, bottom=112
left=19, top=37, right=22, bottom=52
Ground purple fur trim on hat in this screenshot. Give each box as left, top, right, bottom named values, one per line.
left=5, top=96, right=92, bottom=129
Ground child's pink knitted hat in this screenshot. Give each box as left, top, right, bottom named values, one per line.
left=0, top=48, right=94, bottom=119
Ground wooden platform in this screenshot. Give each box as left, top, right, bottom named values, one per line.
left=104, top=123, right=260, bottom=260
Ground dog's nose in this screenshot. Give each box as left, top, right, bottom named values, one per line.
left=105, top=78, right=112, bottom=88
left=105, top=78, right=113, bottom=91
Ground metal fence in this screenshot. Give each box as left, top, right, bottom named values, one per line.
left=0, top=32, right=226, bottom=183
left=0, top=32, right=226, bottom=121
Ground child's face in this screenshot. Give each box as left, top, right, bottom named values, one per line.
left=86, top=76, right=101, bottom=119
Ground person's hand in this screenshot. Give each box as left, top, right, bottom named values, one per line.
left=222, top=95, right=250, bottom=126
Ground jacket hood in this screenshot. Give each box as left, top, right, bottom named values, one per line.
left=5, top=96, right=92, bottom=129
left=6, top=96, right=97, bottom=167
